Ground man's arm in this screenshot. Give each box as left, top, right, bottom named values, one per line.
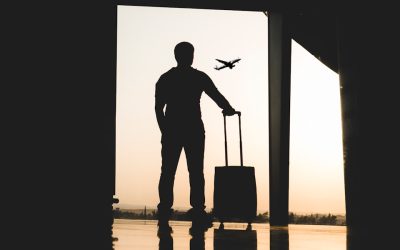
left=155, top=77, right=166, bottom=133
left=155, top=101, right=166, bottom=133
left=203, top=74, right=236, bottom=115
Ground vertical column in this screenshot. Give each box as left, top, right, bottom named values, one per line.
left=268, top=12, right=292, bottom=226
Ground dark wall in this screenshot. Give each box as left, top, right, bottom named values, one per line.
left=4, top=1, right=117, bottom=248
left=337, top=9, right=399, bottom=248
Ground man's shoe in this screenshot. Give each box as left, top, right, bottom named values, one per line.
left=192, top=214, right=213, bottom=230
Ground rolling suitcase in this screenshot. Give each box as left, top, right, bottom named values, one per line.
left=213, top=111, right=257, bottom=230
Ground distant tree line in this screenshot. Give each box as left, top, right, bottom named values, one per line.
left=289, top=212, right=345, bottom=226
left=113, top=208, right=345, bottom=226
left=113, top=208, right=269, bottom=223
left=113, top=208, right=158, bottom=220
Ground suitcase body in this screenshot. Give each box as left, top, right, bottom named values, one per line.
left=213, top=112, right=257, bottom=226
left=213, top=166, right=257, bottom=223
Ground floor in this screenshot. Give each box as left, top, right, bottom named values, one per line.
left=112, top=219, right=347, bottom=250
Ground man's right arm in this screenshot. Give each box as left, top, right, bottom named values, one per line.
left=155, top=77, right=166, bottom=133
left=155, top=102, right=165, bottom=133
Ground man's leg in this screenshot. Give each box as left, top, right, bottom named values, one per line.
left=184, top=132, right=212, bottom=229
left=157, top=137, right=182, bottom=227
left=185, top=132, right=205, bottom=211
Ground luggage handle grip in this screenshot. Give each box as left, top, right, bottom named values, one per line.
left=223, top=111, right=241, bottom=116
left=223, top=111, right=243, bottom=167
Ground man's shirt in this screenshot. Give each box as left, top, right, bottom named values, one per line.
left=155, top=67, right=233, bottom=133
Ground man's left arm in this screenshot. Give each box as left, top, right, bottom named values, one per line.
left=203, top=74, right=236, bottom=115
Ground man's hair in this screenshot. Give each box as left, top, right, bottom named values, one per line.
left=174, top=42, right=194, bottom=66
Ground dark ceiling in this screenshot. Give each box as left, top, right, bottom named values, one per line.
left=117, top=0, right=339, bottom=72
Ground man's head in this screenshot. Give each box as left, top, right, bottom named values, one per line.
left=174, top=42, right=194, bottom=67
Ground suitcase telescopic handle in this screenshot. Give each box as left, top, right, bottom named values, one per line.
left=223, top=111, right=243, bottom=167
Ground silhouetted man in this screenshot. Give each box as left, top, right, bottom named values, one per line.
left=155, top=42, right=236, bottom=231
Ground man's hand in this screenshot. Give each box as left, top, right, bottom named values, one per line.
left=222, top=108, right=236, bottom=116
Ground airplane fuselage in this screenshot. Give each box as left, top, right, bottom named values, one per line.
left=215, top=58, right=240, bottom=70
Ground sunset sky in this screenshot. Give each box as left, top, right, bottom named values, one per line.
left=115, top=6, right=345, bottom=214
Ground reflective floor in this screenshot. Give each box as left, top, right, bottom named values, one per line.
left=112, top=219, right=347, bottom=250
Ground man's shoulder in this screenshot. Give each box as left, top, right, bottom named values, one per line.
left=191, top=68, right=211, bottom=80
left=160, top=67, right=176, bottom=78
left=157, top=68, right=176, bottom=85
left=191, top=67, right=206, bottom=75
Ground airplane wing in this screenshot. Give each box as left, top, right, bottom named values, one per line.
left=216, top=59, right=229, bottom=65
left=215, top=65, right=228, bottom=70
left=230, top=58, right=241, bottom=64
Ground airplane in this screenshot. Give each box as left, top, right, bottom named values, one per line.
left=214, top=58, right=241, bottom=70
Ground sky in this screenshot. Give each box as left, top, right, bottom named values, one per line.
left=115, top=6, right=345, bottom=214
